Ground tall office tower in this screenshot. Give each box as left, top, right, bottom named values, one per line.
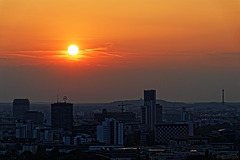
left=51, top=102, right=73, bottom=131
left=142, top=90, right=162, bottom=130
left=13, top=99, right=30, bottom=120
left=97, top=118, right=123, bottom=145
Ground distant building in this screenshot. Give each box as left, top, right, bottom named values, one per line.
left=141, top=90, right=162, bottom=130
left=51, top=102, right=73, bottom=131
left=97, top=118, right=123, bottom=145
left=0, top=116, right=15, bottom=131
left=169, top=136, right=208, bottom=147
left=74, top=133, right=92, bottom=145
left=16, top=120, right=33, bottom=138
left=155, top=122, right=194, bottom=144
left=181, top=110, right=192, bottom=122
left=94, top=109, right=137, bottom=123
left=0, top=116, right=16, bottom=139
left=13, top=99, right=30, bottom=120
left=33, top=127, right=64, bottom=142
left=24, top=111, right=44, bottom=125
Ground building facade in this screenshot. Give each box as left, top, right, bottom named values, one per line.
left=51, top=102, right=73, bottom=131
left=97, top=118, right=123, bottom=145
left=16, top=120, right=33, bottom=138
left=155, top=122, right=194, bottom=144
left=141, top=90, right=162, bottom=130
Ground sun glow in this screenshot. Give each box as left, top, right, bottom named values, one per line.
left=68, top=45, right=79, bottom=55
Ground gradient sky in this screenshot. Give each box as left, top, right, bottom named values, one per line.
left=0, top=0, right=240, bottom=103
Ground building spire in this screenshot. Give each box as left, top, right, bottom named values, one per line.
left=222, top=89, right=225, bottom=105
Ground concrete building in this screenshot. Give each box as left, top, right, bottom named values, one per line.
left=51, top=102, right=73, bottom=131
left=141, top=90, right=162, bottom=130
left=13, top=99, right=30, bottom=120
left=97, top=118, right=123, bottom=145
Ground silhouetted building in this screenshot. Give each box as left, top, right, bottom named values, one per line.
left=24, top=111, right=44, bottom=125
left=94, top=109, right=136, bottom=123
left=13, top=99, right=30, bottom=120
left=51, top=102, right=73, bottom=131
left=141, top=90, right=162, bottom=130
left=97, top=118, right=123, bottom=145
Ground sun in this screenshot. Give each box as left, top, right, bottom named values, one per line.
left=68, top=45, right=79, bottom=55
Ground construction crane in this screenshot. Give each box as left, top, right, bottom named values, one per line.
left=118, top=102, right=132, bottom=112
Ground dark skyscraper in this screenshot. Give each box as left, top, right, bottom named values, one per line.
left=51, top=102, right=73, bottom=131
left=13, top=99, right=30, bottom=120
left=142, top=90, right=162, bottom=130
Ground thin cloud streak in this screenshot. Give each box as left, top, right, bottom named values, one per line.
left=0, top=46, right=123, bottom=64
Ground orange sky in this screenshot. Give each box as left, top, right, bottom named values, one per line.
left=0, top=0, right=240, bottom=102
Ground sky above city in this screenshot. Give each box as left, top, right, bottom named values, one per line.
left=0, top=0, right=240, bottom=103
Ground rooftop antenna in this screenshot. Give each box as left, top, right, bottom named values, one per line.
left=63, top=96, right=68, bottom=103
left=222, top=89, right=225, bottom=105
left=57, top=94, right=59, bottom=103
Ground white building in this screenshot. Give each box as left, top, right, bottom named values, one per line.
left=97, top=118, right=123, bottom=145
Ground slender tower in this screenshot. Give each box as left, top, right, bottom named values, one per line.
left=222, top=89, right=225, bottom=105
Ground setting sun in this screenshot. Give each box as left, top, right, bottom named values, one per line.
left=68, top=45, right=79, bottom=55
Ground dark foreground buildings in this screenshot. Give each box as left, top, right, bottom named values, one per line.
left=51, top=102, right=73, bottom=131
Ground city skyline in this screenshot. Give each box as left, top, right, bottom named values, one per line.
left=0, top=0, right=240, bottom=103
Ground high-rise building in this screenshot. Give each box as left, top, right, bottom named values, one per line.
left=13, top=99, right=30, bottom=120
left=141, top=90, right=162, bottom=130
left=97, top=118, right=123, bottom=145
left=51, top=102, right=73, bottom=131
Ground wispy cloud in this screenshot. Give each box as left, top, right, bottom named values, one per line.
left=0, top=45, right=123, bottom=66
